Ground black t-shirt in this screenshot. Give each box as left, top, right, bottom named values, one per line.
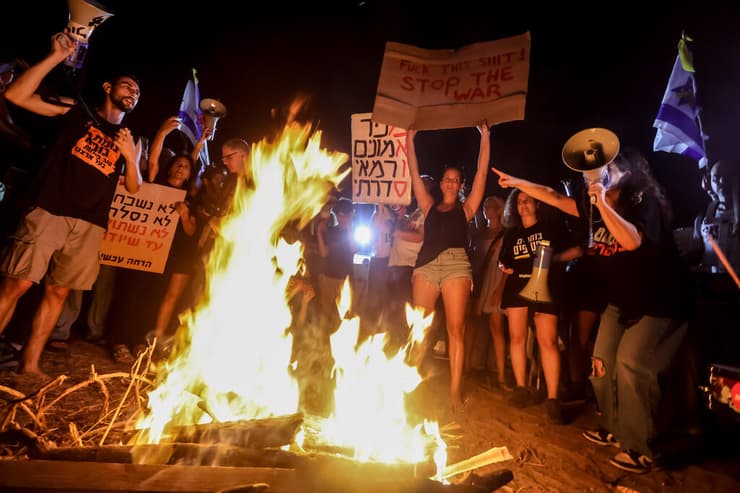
left=499, top=218, right=576, bottom=302
left=31, top=106, right=127, bottom=228
left=579, top=193, right=691, bottom=320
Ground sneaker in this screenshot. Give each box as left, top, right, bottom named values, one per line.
left=582, top=428, right=620, bottom=448
left=508, top=386, right=534, bottom=408
left=545, top=398, right=565, bottom=425
left=609, top=449, right=654, bottom=473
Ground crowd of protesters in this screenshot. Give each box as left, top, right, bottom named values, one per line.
left=1, top=29, right=737, bottom=477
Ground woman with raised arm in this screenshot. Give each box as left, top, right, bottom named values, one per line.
left=406, top=123, right=490, bottom=412
left=491, top=146, right=691, bottom=473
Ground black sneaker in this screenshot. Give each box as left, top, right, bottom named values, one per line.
left=508, top=386, right=534, bottom=408
left=545, top=398, right=565, bottom=425
left=582, top=428, right=620, bottom=448
left=609, top=449, right=654, bottom=473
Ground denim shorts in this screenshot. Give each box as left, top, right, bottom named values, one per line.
left=0, top=207, right=104, bottom=290
left=413, top=248, right=473, bottom=289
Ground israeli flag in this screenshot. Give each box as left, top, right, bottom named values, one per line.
left=177, top=70, right=209, bottom=166
left=653, top=51, right=708, bottom=168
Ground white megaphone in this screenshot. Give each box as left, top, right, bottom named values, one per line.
left=64, top=0, right=114, bottom=71
left=562, top=128, right=620, bottom=199
left=562, top=128, right=620, bottom=247
left=199, top=98, right=227, bottom=141
left=519, top=240, right=554, bottom=303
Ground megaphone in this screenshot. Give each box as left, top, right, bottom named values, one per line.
left=562, top=127, right=620, bottom=191
left=200, top=98, right=227, bottom=141
left=519, top=240, right=553, bottom=303
left=64, top=0, right=114, bottom=71
left=562, top=128, right=620, bottom=247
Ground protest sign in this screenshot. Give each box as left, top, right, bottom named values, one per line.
left=99, top=179, right=186, bottom=273
left=351, top=113, right=411, bottom=205
left=372, top=32, right=530, bottom=130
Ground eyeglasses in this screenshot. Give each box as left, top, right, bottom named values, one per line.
left=221, top=152, right=241, bottom=163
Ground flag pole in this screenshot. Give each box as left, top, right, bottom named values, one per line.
left=679, top=32, right=709, bottom=171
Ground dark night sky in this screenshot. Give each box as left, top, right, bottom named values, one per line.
left=3, top=1, right=740, bottom=227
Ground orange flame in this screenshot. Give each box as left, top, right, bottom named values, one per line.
left=132, top=118, right=445, bottom=475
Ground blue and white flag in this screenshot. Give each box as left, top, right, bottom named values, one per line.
left=177, top=69, right=209, bottom=165
left=652, top=38, right=708, bottom=168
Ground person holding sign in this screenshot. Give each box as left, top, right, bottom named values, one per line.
left=0, top=33, right=142, bottom=376
left=106, top=150, right=197, bottom=364
left=406, top=123, right=490, bottom=412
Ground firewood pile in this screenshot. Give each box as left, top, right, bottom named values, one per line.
left=0, top=347, right=514, bottom=492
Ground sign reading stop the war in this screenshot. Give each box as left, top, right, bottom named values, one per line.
left=372, top=32, right=530, bottom=131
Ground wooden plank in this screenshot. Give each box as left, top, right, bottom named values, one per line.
left=29, top=443, right=435, bottom=479
left=0, top=460, right=301, bottom=493
left=29, top=443, right=303, bottom=468
left=0, top=459, right=513, bottom=492
left=126, top=413, right=304, bottom=450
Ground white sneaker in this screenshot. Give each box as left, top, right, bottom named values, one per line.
left=609, top=449, right=654, bottom=473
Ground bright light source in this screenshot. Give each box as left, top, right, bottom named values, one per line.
left=354, top=225, right=372, bottom=246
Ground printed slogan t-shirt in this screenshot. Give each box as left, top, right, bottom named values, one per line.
left=498, top=218, right=575, bottom=307
left=578, top=193, right=691, bottom=320
left=33, top=107, right=127, bottom=229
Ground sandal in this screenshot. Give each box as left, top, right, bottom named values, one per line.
left=46, top=340, right=69, bottom=352
left=112, top=344, right=134, bottom=364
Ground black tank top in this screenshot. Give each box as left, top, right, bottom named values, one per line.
left=415, top=204, right=469, bottom=268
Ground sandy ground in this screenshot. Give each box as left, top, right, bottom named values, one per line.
left=0, top=339, right=739, bottom=493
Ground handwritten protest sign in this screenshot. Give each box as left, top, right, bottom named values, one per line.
left=351, top=113, right=411, bottom=205
left=372, top=32, right=530, bottom=130
left=99, top=179, right=185, bottom=273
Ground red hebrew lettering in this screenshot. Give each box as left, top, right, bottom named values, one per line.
left=393, top=181, right=408, bottom=198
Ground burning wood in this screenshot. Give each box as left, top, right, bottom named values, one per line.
left=441, top=447, right=513, bottom=479
left=28, top=441, right=437, bottom=479
left=29, top=442, right=301, bottom=468
left=129, top=413, right=304, bottom=450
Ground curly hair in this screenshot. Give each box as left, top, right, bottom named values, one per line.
left=611, top=146, right=672, bottom=221
left=502, top=188, right=560, bottom=229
